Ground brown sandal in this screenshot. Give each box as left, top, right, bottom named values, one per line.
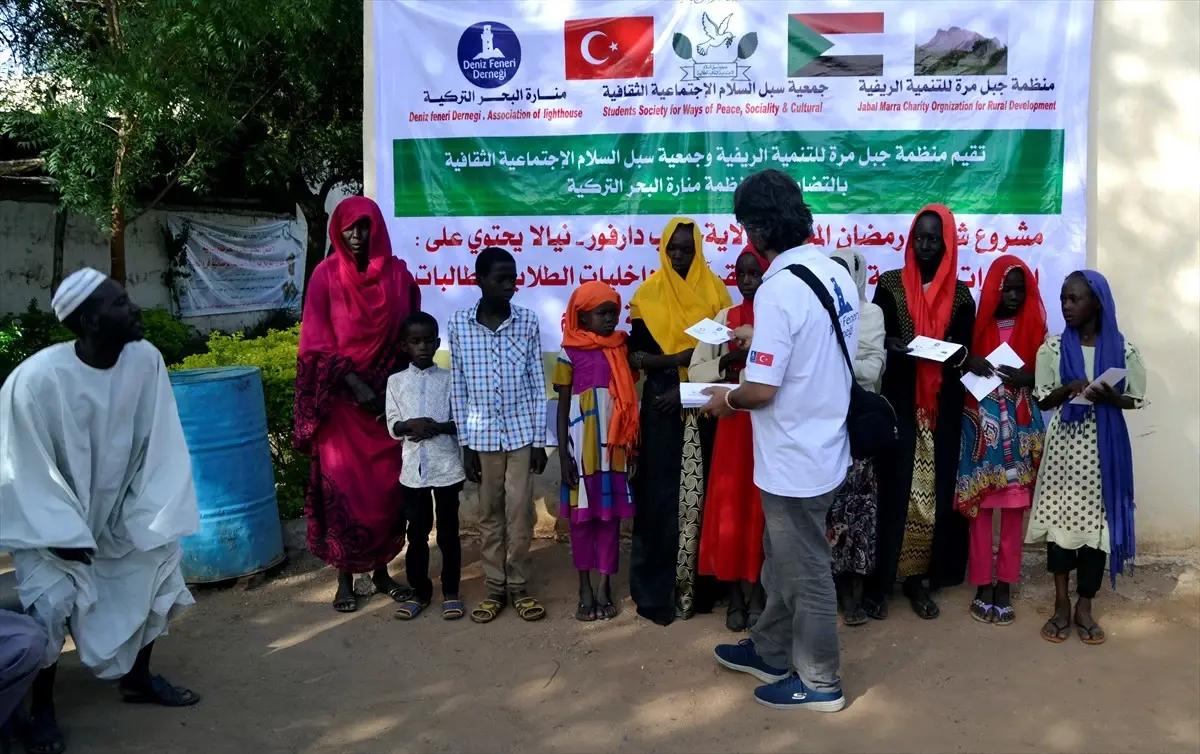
left=513, top=595, right=546, bottom=622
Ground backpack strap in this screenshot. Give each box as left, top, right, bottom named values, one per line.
left=785, top=264, right=854, bottom=380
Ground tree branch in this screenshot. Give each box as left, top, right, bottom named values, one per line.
left=126, top=70, right=287, bottom=225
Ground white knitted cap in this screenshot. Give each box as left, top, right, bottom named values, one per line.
left=52, top=267, right=107, bottom=322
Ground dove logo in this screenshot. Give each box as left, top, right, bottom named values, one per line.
left=672, top=11, right=758, bottom=82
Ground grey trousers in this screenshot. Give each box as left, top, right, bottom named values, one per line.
left=0, top=609, right=47, bottom=724
left=750, top=487, right=842, bottom=692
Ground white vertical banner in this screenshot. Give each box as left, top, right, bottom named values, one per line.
left=371, top=0, right=1092, bottom=349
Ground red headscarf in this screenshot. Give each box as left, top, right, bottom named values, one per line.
left=902, top=203, right=959, bottom=429
left=303, top=196, right=417, bottom=367
left=969, top=256, right=1046, bottom=423
left=730, top=243, right=769, bottom=328
left=970, top=256, right=1046, bottom=366
left=562, top=282, right=639, bottom=456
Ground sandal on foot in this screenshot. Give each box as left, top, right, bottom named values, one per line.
left=513, top=596, right=546, bottom=622
left=394, top=599, right=429, bottom=620
left=575, top=602, right=598, bottom=622
left=597, top=601, right=619, bottom=620
left=470, top=597, right=506, bottom=624
left=843, top=603, right=868, bottom=627
left=903, top=582, right=940, bottom=620
left=120, top=675, right=201, bottom=707
left=970, top=599, right=993, bottom=624
left=18, top=708, right=64, bottom=754
left=380, top=584, right=413, bottom=603
left=991, top=605, right=1015, bottom=627
left=442, top=599, right=465, bottom=620
left=332, top=592, right=358, bottom=613
left=862, top=595, right=888, bottom=621
left=1041, top=614, right=1070, bottom=643
left=1075, top=618, right=1106, bottom=645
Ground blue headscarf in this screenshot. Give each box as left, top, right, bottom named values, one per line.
left=1058, top=270, right=1135, bottom=586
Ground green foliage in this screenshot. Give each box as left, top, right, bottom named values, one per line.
left=175, top=326, right=305, bottom=518
left=0, top=300, right=197, bottom=385
left=0, top=0, right=363, bottom=283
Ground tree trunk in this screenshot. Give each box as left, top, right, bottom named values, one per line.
left=50, top=208, right=67, bottom=294
left=110, top=117, right=131, bottom=284
left=298, top=196, right=328, bottom=298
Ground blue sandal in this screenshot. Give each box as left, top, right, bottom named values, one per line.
left=442, top=598, right=465, bottom=620
left=394, top=599, right=428, bottom=620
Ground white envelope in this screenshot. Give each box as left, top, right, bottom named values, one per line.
left=960, top=342, right=1025, bottom=402
left=1070, top=367, right=1128, bottom=405
left=685, top=318, right=733, bottom=346
left=907, top=335, right=961, bottom=363
left=680, top=382, right=726, bottom=408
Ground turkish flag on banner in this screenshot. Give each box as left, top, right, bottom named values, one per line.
left=564, top=17, right=654, bottom=80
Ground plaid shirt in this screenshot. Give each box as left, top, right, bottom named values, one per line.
left=448, top=302, right=547, bottom=451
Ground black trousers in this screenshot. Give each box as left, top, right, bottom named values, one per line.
left=403, top=483, right=463, bottom=602
left=1046, top=543, right=1106, bottom=599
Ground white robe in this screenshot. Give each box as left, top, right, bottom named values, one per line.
left=0, top=340, right=199, bottom=678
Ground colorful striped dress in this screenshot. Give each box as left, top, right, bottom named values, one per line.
left=554, top=347, right=635, bottom=523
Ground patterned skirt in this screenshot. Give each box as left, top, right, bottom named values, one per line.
left=827, top=458, right=878, bottom=576
left=674, top=410, right=708, bottom=619
left=898, top=427, right=938, bottom=579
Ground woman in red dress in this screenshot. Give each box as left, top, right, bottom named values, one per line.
left=689, top=245, right=768, bottom=631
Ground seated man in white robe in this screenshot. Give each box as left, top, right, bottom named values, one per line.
left=0, top=268, right=200, bottom=754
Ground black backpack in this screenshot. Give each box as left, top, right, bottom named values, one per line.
left=785, top=264, right=898, bottom=460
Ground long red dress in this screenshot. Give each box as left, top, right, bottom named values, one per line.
left=294, top=197, right=420, bottom=573
left=697, top=303, right=765, bottom=583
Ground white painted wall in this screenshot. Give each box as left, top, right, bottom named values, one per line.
left=1089, top=1, right=1200, bottom=553
left=0, top=199, right=306, bottom=333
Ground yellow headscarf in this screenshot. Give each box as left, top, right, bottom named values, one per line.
left=629, top=217, right=733, bottom=378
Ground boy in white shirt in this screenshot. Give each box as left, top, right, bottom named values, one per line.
left=385, top=312, right=466, bottom=621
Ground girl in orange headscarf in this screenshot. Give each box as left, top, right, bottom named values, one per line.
left=865, top=204, right=976, bottom=622
left=554, top=282, right=639, bottom=621
left=955, top=256, right=1047, bottom=625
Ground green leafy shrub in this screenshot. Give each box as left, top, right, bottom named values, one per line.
left=0, top=300, right=199, bottom=385
left=174, top=326, right=306, bottom=519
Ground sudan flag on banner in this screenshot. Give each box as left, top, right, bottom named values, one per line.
left=788, top=12, right=886, bottom=77
left=564, top=17, right=654, bottom=80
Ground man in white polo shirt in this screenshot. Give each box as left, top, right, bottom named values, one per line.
left=701, top=170, right=859, bottom=713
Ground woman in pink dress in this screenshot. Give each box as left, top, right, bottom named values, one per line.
left=954, top=256, right=1047, bottom=625
left=294, top=196, right=421, bottom=612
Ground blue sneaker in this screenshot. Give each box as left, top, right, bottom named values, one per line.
left=713, top=639, right=788, bottom=683
left=754, top=674, right=846, bottom=712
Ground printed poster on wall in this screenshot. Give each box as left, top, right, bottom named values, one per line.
left=168, top=216, right=305, bottom=318
left=373, top=0, right=1093, bottom=349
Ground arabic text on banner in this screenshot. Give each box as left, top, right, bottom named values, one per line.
left=373, top=1, right=1093, bottom=349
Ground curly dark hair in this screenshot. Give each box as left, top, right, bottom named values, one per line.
left=733, top=170, right=814, bottom=254
left=400, top=310, right=439, bottom=339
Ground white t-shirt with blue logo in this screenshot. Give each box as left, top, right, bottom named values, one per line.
left=743, top=246, right=860, bottom=499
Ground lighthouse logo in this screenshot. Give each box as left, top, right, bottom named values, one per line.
left=457, top=21, right=522, bottom=89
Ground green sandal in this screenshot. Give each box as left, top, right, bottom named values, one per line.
left=470, top=596, right=506, bottom=624
left=513, top=595, right=546, bottom=622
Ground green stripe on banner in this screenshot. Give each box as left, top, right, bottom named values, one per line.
left=393, top=129, right=1064, bottom=217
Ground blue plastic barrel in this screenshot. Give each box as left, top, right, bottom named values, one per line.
left=170, top=366, right=286, bottom=583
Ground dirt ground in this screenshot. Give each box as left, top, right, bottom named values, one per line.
left=24, top=534, right=1200, bottom=754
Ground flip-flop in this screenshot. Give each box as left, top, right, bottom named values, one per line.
left=842, top=604, right=868, bottom=627
left=597, top=601, right=619, bottom=621
left=470, top=597, right=506, bottom=624
left=1041, top=614, right=1070, bottom=643
left=394, top=599, right=428, bottom=620
left=862, top=595, right=888, bottom=621
left=991, top=605, right=1015, bottom=627
left=333, top=589, right=358, bottom=613
left=513, top=596, right=546, bottom=622
left=442, top=599, right=465, bottom=620
left=1075, top=618, right=1106, bottom=645
left=575, top=601, right=598, bottom=622
left=970, top=599, right=994, bottom=624
left=120, top=675, right=201, bottom=707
